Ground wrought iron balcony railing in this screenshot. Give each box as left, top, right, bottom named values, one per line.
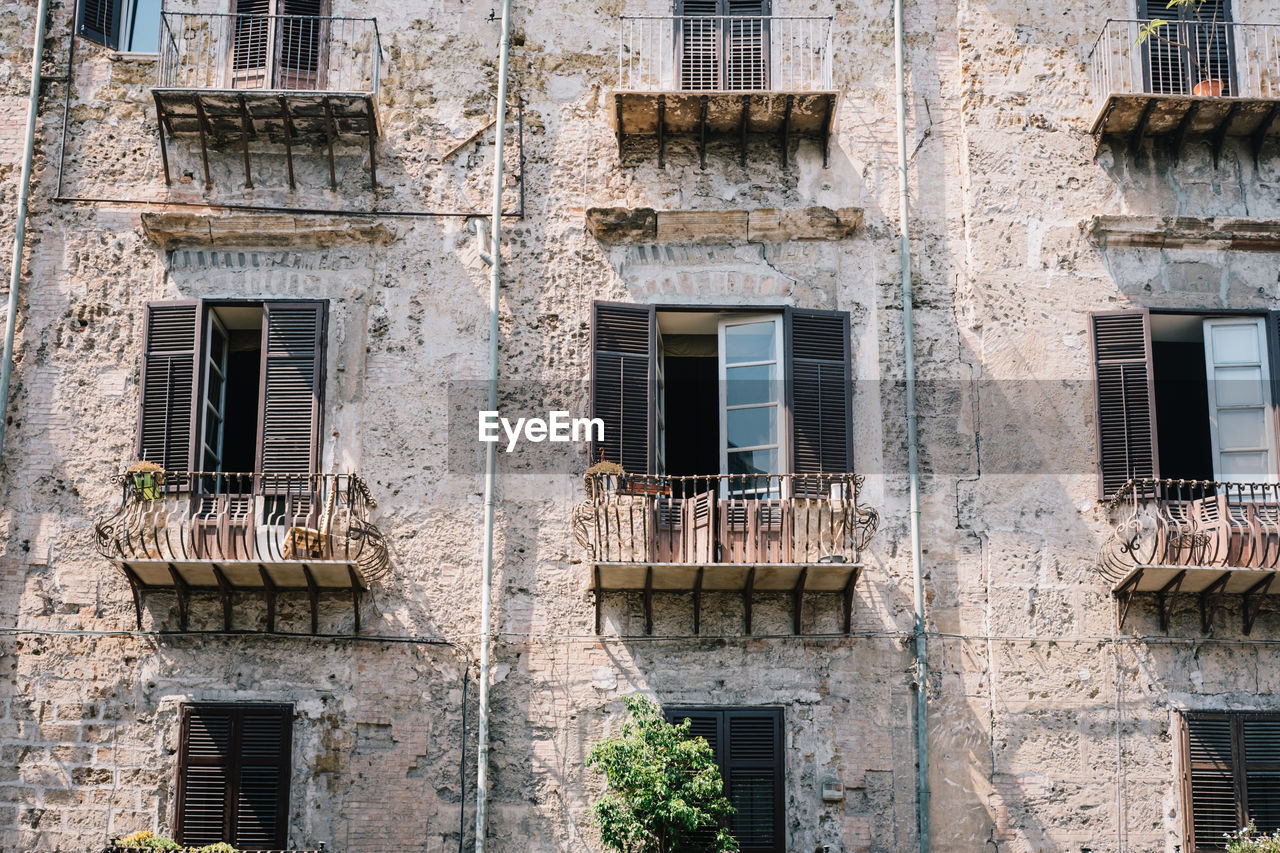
left=157, top=12, right=381, bottom=93
left=95, top=471, right=388, bottom=581
left=573, top=472, right=877, bottom=566
left=617, top=15, right=832, bottom=92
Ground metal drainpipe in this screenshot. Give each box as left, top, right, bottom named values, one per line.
left=0, top=0, right=50, bottom=469
left=892, top=0, right=930, bottom=848
left=476, top=0, right=513, bottom=851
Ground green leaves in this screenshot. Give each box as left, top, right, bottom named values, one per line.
left=587, top=695, right=739, bottom=853
left=1227, top=821, right=1280, bottom=852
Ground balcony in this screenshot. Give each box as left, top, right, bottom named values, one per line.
left=95, top=472, right=388, bottom=634
left=1100, top=478, right=1280, bottom=633
left=153, top=12, right=381, bottom=189
left=573, top=472, right=878, bottom=635
left=612, top=15, right=836, bottom=167
left=1087, top=19, right=1280, bottom=162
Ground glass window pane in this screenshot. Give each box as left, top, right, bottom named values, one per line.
left=724, top=321, right=776, bottom=364
left=1214, top=365, right=1266, bottom=407
left=727, top=406, right=778, bottom=449
left=1210, top=322, right=1262, bottom=364
left=128, top=0, right=162, bottom=52
left=726, top=363, right=777, bottom=406
left=728, top=448, right=778, bottom=476
left=1220, top=451, right=1270, bottom=477
left=1219, top=409, right=1267, bottom=450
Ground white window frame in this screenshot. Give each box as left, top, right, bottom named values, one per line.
left=717, top=313, right=786, bottom=486
left=1202, top=316, right=1278, bottom=484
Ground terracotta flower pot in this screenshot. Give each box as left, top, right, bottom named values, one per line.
left=1193, top=79, right=1225, bottom=96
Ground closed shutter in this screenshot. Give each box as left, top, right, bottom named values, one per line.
left=678, top=0, right=721, bottom=90
left=787, top=309, right=852, bottom=481
left=592, top=302, right=655, bottom=475
left=1090, top=310, right=1158, bottom=500
left=139, top=302, right=202, bottom=473
left=1244, top=717, right=1280, bottom=834
left=279, top=0, right=325, bottom=88
left=232, top=0, right=273, bottom=83
left=1185, top=715, right=1240, bottom=851
left=669, top=711, right=725, bottom=849
left=257, top=302, right=326, bottom=478
left=725, top=710, right=783, bottom=853
left=79, top=0, right=123, bottom=48
left=176, top=704, right=292, bottom=850
left=725, top=0, right=770, bottom=90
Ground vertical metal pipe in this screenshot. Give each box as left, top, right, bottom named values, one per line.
left=892, top=0, right=929, bottom=848
left=476, top=0, right=512, bottom=851
left=0, top=0, right=50, bottom=468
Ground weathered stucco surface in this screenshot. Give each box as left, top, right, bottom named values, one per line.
left=4, top=0, right=1280, bottom=850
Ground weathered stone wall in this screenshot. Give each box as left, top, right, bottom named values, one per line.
left=7, top=0, right=1280, bottom=850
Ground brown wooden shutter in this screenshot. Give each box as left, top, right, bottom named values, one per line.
left=678, top=0, right=721, bottom=90
left=138, top=301, right=202, bottom=473
left=668, top=710, right=726, bottom=848
left=591, top=302, right=655, bottom=475
left=79, top=0, right=122, bottom=47
left=725, top=0, right=770, bottom=90
left=787, top=309, right=852, bottom=478
left=1185, top=714, right=1240, bottom=851
left=232, top=0, right=273, bottom=80
left=1090, top=310, right=1158, bottom=500
left=724, top=709, right=784, bottom=853
left=176, top=704, right=292, bottom=849
left=279, top=0, right=326, bottom=88
left=257, top=302, right=326, bottom=478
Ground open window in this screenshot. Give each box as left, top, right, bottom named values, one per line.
left=230, top=0, right=328, bottom=90
left=1138, top=0, right=1234, bottom=96
left=677, top=0, right=770, bottom=91
left=78, top=0, right=161, bottom=52
left=175, top=704, right=292, bottom=849
left=1090, top=310, right=1280, bottom=498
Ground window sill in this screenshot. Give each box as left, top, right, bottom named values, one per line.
left=110, top=51, right=158, bottom=61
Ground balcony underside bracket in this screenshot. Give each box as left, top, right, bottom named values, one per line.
left=791, top=566, right=807, bottom=635
left=192, top=95, right=213, bottom=189
left=259, top=564, right=277, bottom=633
left=842, top=567, right=860, bottom=635
left=153, top=92, right=173, bottom=186
left=303, top=565, right=320, bottom=636
left=1243, top=573, right=1276, bottom=635
left=119, top=563, right=147, bottom=630
left=657, top=94, right=666, bottom=169
left=212, top=565, right=234, bottom=631
left=1129, top=99, right=1156, bottom=158
left=820, top=94, right=834, bottom=168
left=1157, top=570, right=1187, bottom=633
left=780, top=94, right=794, bottom=168
left=236, top=95, right=254, bottom=189
left=744, top=567, right=756, bottom=635
left=1200, top=571, right=1232, bottom=633
left=643, top=566, right=654, bottom=636
left=594, top=565, right=603, bottom=635
left=699, top=95, right=709, bottom=169
left=349, top=566, right=363, bottom=635
left=279, top=96, right=297, bottom=189
left=693, top=567, right=704, bottom=636
left=322, top=97, right=339, bottom=191
left=1114, top=567, right=1144, bottom=631
left=1254, top=103, right=1280, bottom=169
left=1171, top=100, right=1200, bottom=159
left=1212, top=102, right=1241, bottom=168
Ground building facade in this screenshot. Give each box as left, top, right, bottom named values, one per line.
left=3, top=0, right=1280, bottom=851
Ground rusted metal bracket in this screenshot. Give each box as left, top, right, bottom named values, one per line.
left=258, top=565, right=277, bottom=633
left=1114, top=568, right=1145, bottom=631
left=303, top=565, right=320, bottom=635
left=192, top=95, right=213, bottom=188
left=643, top=566, right=654, bottom=636
left=278, top=95, right=297, bottom=190
left=1172, top=100, right=1200, bottom=160
left=1199, top=571, right=1231, bottom=633
left=1128, top=99, right=1156, bottom=158
left=153, top=92, right=172, bottom=186
left=212, top=565, right=233, bottom=632
left=693, top=567, right=704, bottom=636
left=1243, top=573, right=1276, bottom=635
left=1157, top=570, right=1187, bottom=633
left=119, top=563, right=147, bottom=630
left=236, top=94, right=254, bottom=189
left=322, top=96, right=338, bottom=191
left=791, top=566, right=808, bottom=635
left=744, top=566, right=756, bottom=635
left=167, top=563, right=190, bottom=631
left=1253, top=103, right=1279, bottom=169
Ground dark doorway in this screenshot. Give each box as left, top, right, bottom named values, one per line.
left=1152, top=339, right=1213, bottom=482
left=221, top=331, right=262, bottom=475
left=663, top=355, right=719, bottom=476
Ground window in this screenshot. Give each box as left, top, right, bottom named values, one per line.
left=1090, top=310, right=1280, bottom=498
left=176, top=704, right=292, bottom=850
left=231, top=0, right=328, bottom=91
left=1181, top=712, right=1280, bottom=851
left=1139, top=0, right=1234, bottom=96
left=667, top=707, right=785, bottom=853
left=591, top=302, right=852, bottom=479
left=677, top=0, right=770, bottom=91
left=78, top=0, right=161, bottom=52
left=139, top=300, right=326, bottom=477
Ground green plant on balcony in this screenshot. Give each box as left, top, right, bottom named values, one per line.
left=1227, top=822, right=1280, bottom=852
left=1136, top=0, right=1228, bottom=95
left=112, top=831, right=182, bottom=850
left=126, top=460, right=166, bottom=501
left=587, top=694, right=738, bottom=853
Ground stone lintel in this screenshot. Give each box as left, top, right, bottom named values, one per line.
left=585, top=206, right=862, bottom=245
left=1087, top=215, right=1280, bottom=252
left=140, top=211, right=399, bottom=249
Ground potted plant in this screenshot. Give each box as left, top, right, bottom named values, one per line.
left=585, top=458, right=625, bottom=501
left=587, top=695, right=738, bottom=853
left=1137, top=0, right=1230, bottom=96
left=108, top=830, right=182, bottom=850
left=126, top=460, right=166, bottom=501
left=1225, top=821, right=1280, bottom=852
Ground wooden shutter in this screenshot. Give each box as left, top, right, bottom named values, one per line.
left=138, top=301, right=202, bottom=473
left=725, top=709, right=784, bottom=853
left=257, top=302, right=326, bottom=478
left=591, top=302, right=655, bottom=475
left=1243, top=717, right=1280, bottom=834
left=678, top=0, right=721, bottom=90
left=1090, top=310, right=1158, bottom=500
left=176, top=704, right=292, bottom=850
left=232, top=0, right=273, bottom=82
left=787, top=309, right=852, bottom=482
left=668, top=710, right=726, bottom=848
left=725, top=0, right=770, bottom=90
left=1184, top=714, right=1240, bottom=851
left=79, top=0, right=123, bottom=48
left=279, top=0, right=326, bottom=88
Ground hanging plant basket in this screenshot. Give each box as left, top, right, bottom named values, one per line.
left=126, top=461, right=166, bottom=501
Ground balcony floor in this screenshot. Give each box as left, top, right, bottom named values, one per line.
left=1092, top=93, right=1280, bottom=159
left=592, top=560, right=861, bottom=636
left=611, top=90, right=838, bottom=166
left=152, top=88, right=379, bottom=189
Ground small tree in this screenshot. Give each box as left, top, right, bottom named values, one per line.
left=587, top=695, right=738, bottom=853
left=1136, top=0, right=1227, bottom=93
